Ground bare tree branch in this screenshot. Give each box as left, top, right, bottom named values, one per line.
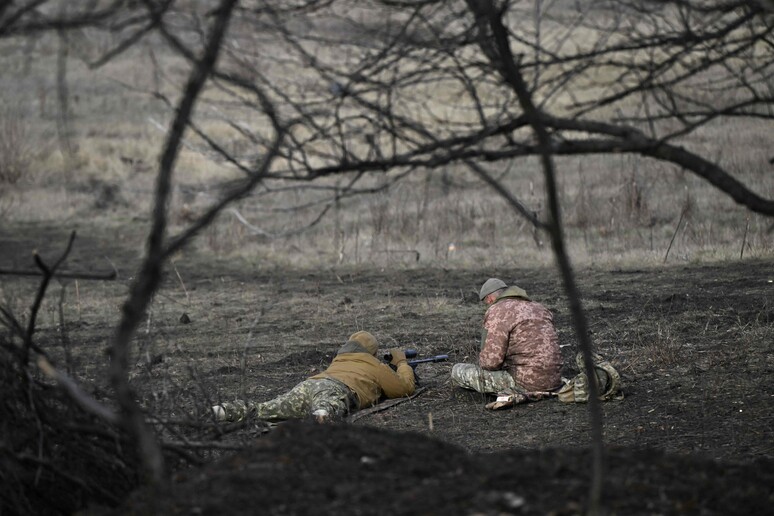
left=21, top=231, right=76, bottom=365
left=464, top=1, right=606, bottom=512
left=36, top=356, right=120, bottom=425
left=108, top=0, right=240, bottom=485
left=0, top=268, right=117, bottom=280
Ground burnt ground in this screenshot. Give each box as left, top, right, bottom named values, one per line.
left=1, top=222, right=773, bottom=515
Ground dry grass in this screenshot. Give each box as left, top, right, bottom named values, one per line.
left=633, top=322, right=687, bottom=368
left=0, top=109, right=31, bottom=186
left=0, top=7, right=771, bottom=270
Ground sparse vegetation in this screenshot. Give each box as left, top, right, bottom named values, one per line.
left=0, top=3, right=771, bottom=268
left=0, top=104, right=33, bottom=187
left=2, top=236, right=772, bottom=514
left=633, top=322, right=686, bottom=368
left=1, top=1, right=773, bottom=515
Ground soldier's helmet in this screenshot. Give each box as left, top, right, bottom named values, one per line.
left=479, top=278, right=507, bottom=300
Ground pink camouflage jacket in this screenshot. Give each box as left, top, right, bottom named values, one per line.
left=479, top=286, right=563, bottom=392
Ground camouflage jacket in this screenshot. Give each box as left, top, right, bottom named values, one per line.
left=479, top=287, right=562, bottom=391
left=310, top=341, right=415, bottom=408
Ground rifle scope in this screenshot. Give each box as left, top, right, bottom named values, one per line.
left=383, top=349, right=418, bottom=362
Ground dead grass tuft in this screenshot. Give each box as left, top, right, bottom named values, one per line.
left=0, top=105, right=33, bottom=186
left=631, top=322, right=687, bottom=368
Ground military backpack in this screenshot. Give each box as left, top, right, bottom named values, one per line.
left=557, top=352, right=623, bottom=403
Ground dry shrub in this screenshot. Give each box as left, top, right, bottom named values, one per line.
left=0, top=106, right=33, bottom=185
left=621, top=170, right=650, bottom=225
left=0, top=343, right=142, bottom=515
left=572, top=170, right=593, bottom=230
left=0, top=191, right=16, bottom=218
left=368, top=192, right=391, bottom=237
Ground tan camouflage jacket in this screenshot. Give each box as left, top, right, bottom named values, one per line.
left=479, top=287, right=562, bottom=391
left=311, top=350, right=415, bottom=409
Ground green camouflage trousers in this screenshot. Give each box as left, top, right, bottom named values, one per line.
left=219, top=378, right=356, bottom=422
left=451, top=363, right=524, bottom=395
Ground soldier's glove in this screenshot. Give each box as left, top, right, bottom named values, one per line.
left=387, top=348, right=407, bottom=366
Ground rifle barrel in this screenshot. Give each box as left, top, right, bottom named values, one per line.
left=407, top=354, right=449, bottom=366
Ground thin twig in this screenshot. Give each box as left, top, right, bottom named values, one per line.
left=57, top=286, right=74, bottom=374
left=0, top=268, right=116, bottom=280
left=36, top=356, right=120, bottom=425
left=740, top=215, right=750, bottom=259
left=162, top=440, right=251, bottom=451
left=346, top=387, right=427, bottom=423
left=171, top=260, right=190, bottom=305
left=11, top=450, right=121, bottom=505
left=664, top=207, right=687, bottom=264
left=23, top=231, right=76, bottom=365
left=75, top=279, right=81, bottom=321
left=240, top=307, right=266, bottom=399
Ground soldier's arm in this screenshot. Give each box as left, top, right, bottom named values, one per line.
left=376, top=362, right=415, bottom=398
left=479, top=307, right=509, bottom=370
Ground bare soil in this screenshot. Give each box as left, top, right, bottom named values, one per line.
left=2, top=222, right=773, bottom=515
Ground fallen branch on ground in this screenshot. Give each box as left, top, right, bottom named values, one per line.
left=0, top=268, right=117, bottom=280
left=346, top=387, right=428, bottom=423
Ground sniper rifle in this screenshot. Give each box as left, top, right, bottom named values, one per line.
left=383, top=349, right=449, bottom=384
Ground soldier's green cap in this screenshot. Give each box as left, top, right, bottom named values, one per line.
left=479, top=278, right=507, bottom=300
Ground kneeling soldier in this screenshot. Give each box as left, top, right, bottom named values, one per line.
left=451, top=278, right=563, bottom=409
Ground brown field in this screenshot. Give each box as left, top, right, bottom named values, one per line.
left=1, top=220, right=773, bottom=514
left=1, top=16, right=773, bottom=271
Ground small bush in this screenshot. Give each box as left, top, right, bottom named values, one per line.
left=0, top=343, right=142, bottom=515
left=0, top=106, right=32, bottom=184
left=637, top=323, right=686, bottom=367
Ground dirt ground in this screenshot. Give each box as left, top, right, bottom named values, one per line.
left=2, top=222, right=773, bottom=515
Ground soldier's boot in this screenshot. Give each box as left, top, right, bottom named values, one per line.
left=312, top=408, right=330, bottom=423
left=212, top=405, right=226, bottom=421
left=212, top=400, right=252, bottom=422
left=485, top=390, right=527, bottom=410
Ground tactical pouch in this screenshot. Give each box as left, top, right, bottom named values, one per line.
left=557, top=352, right=622, bottom=403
